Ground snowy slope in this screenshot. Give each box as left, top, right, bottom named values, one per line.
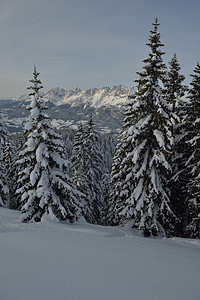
left=0, top=207, right=200, bottom=300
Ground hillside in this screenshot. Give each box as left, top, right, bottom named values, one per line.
left=0, top=207, right=200, bottom=300
left=0, top=85, right=133, bottom=133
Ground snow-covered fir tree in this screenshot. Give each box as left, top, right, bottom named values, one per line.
left=99, top=133, right=117, bottom=174
left=4, top=136, right=18, bottom=209
left=185, top=63, right=200, bottom=238
left=71, top=123, right=86, bottom=193
left=111, top=118, right=131, bottom=225
left=16, top=66, right=82, bottom=222
left=84, top=115, right=104, bottom=224
left=58, top=127, right=76, bottom=160
left=98, top=133, right=116, bottom=225
left=164, top=54, right=188, bottom=234
left=72, top=116, right=104, bottom=224
left=100, top=172, right=113, bottom=225
left=110, top=91, right=136, bottom=226
left=111, top=18, right=175, bottom=237
left=164, top=54, right=187, bottom=110
left=71, top=123, right=87, bottom=213
left=0, top=112, right=10, bottom=207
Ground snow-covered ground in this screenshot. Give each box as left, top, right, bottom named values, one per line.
left=0, top=208, right=200, bottom=300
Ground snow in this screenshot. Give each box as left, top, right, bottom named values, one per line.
left=51, top=118, right=76, bottom=129
left=0, top=207, right=200, bottom=300
left=16, top=86, right=131, bottom=108
left=153, top=129, right=165, bottom=148
left=132, top=139, right=147, bottom=164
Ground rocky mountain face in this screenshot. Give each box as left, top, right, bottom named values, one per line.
left=0, top=85, right=133, bottom=133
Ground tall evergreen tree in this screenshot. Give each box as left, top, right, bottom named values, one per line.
left=164, top=54, right=188, bottom=234
left=4, top=136, right=18, bottom=209
left=164, top=54, right=187, bottom=110
left=98, top=133, right=116, bottom=225
left=111, top=18, right=175, bottom=237
left=71, top=123, right=86, bottom=194
left=0, top=112, right=10, bottom=207
left=84, top=115, right=104, bottom=224
left=101, top=172, right=113, bottom=225
left=16, top=66, right=82, bottom=222
left=111, top=111, right=132, bottom=225
left=72, top=116, right=104, bottom=224
left=71, top=123, right=87, bottom=216
left=185, top=63, right=200, bottom=238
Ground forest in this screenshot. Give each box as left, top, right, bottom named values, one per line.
left=0, top=18, right=199, bottom=239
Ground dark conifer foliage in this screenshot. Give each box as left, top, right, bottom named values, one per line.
left=72, top=115, right=105, bottom=224
left=71, top=123, right=86, bottom=193
left=164, top=54, right=187, bottom=108
left=71, top=123, right=87, bottom=216
left=111, top=104, right=133, bottom=225
left=185, top=63, right=200, bottom=238
left=164, top=54, right=188, bottom=235
left=82, top=114, right=103, bottom=224
left=0, top=112, right=10, bottom=207
left=4, top=136, right=18, bottom=209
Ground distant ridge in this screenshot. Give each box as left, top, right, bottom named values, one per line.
left=0, top=85, right=134, bottom=133
left=16, top=85, right=134, bottom=108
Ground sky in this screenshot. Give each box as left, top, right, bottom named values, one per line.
left=0, top=0, right=200, bottom=98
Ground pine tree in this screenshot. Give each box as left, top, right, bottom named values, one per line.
left=84, top=115, right=104, bottom=224
left=164, top=54, right=188, bottom=235
left=98, top=133, right=116, bottom=225
left=71, top=124, right=86, bottom=194
left=101, top=172, right=113, bottom=225
left=16, top=66, right=82, bottom=222
left=111, top=111, right=132, bottom=225
left=71, top=123, right=87, bottom=215
left=4, top=136, right=18, bottom=209
left=164, top=54, right=187, bottom=109
left=0, top=112, right=10, bottom=207
left=72, top=116, right=104, bottom=224
left=111, top=18, right=175, bottom=237
left=185, top=63, right=200, bottom=238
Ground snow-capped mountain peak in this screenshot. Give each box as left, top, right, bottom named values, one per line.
left=2, top=85, right=134, bottom=133
left=47, top=85, right=132, bottom=108
left=15, top=85, right=133, bottom=108
left=43, top=87, right=66, bottom=103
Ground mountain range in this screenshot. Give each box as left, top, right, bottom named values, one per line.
left=0, top=85, right=133, bottom=133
